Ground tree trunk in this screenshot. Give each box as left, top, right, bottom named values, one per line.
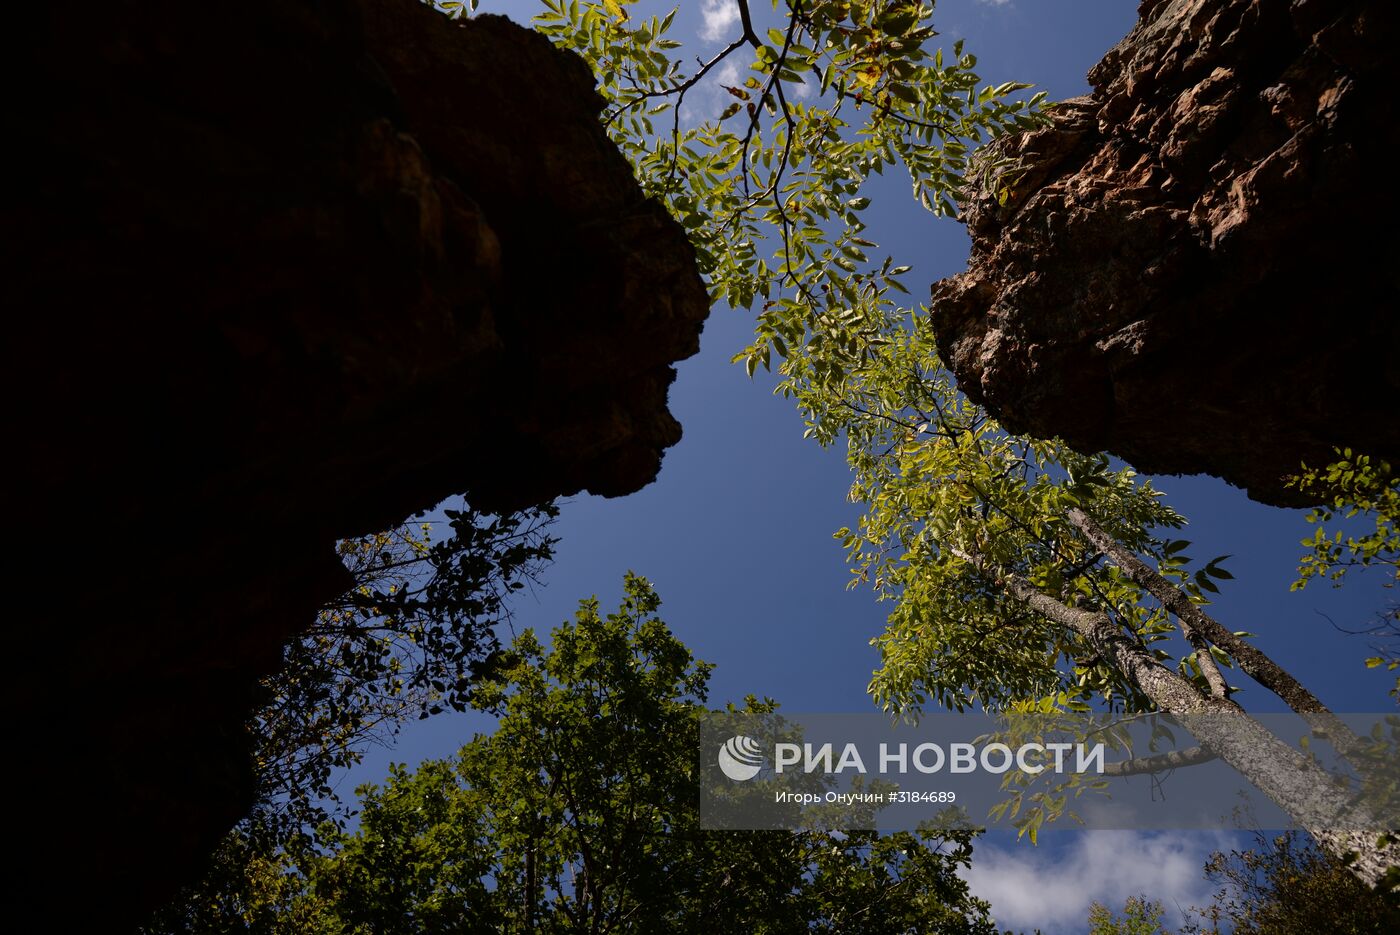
left=972, top=551, right=1395, bottom=888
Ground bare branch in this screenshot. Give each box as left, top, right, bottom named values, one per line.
left=735, top=0, right=763, bottom=49
left=1101, top=745, right=1216, bottom=776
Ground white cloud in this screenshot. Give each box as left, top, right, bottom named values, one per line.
left=699, top=0, right=742, bottom=43
left=978, top=0, right=1013, bottom=6
left=679, top=59, right=742, bottom=125
left=960, top=831, right=1231, bottom=934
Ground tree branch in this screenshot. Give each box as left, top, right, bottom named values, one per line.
left=950, top=545, right=1219, bottom=715
left=955, top=543, right=1390, bottom=885
left=1101, top=745, right=1216, bottom=776
left=1181, top=618, right=1232, bottom=700
left=1065, top=507, right=1330, bottom=716
left=1064, top=506, right=1375, bottom=771
left=736, top=0, right=762, bottom=49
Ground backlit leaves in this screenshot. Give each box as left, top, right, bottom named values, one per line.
left=528, top=0, right=1047, bottom=387
left=251, top=501, right=557, bottom=836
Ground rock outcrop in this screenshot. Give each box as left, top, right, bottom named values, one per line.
left=931, top=0, right=1398, bottom=505
left=9, top=1, right=707, bottom=925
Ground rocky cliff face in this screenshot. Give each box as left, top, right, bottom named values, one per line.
left=931, top=0, right=1398, bottom=505
left=9, top=1, right=707, bottom=925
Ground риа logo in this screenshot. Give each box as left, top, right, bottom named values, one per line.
left=717, top=735, right=765, bottom=781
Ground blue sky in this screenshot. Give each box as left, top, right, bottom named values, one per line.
left=350, top=3, right=1396, bottom=931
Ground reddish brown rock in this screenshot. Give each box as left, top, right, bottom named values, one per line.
left=7, top=1, right=706, bottom=925
left=931, top=0, right=1399, bottom=505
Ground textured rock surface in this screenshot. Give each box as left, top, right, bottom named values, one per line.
left=931, top=0, right=1399, bottom=505
left=9, top=0, right=706, bottom=925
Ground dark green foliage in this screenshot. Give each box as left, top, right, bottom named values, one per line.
left=1087, top=896, right=1170, bottom=935
left=1288, top=449, right=1399, bottom=699
left=257, top=500, right=558, bottom=833
left=1183, top=832, right=1400, bottom=935
left=145, top=501, right=556, bottom=932
left=295, top=575, right=998, bottom=934
left=154, top=576, right=1000, bottom=933
left=1288, top=449, right=1399, bottom=592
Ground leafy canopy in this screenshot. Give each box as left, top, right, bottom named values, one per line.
left=527, top=0, right=1043, bottom=386
left=1288, top=448, right=1399, bottom=591
left=1087, top=896, right=1171, bottom=935
left=483, top=0, right=1241, bottom=720
left=159, top=576, right=1003, bottom=934
left=253, top=500, right=557, bottom=833
left=1181, top=831, right=1400, bottom=934
left=143, top=501, right=558, bottom=933
left=1287, top=448, right=1399, bottom=695
left=502, top=2, right=1400, bottom=864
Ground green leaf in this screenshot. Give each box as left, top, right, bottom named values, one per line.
left=888, top=82, right=920, bottom=104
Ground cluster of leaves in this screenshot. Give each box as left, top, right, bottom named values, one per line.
left=433, top=0, right=481, bottom=16
left=1087, top=895, right=1171, bottom=935
left=817, top=320, right=1226, bottom=718
left=145, top=502, right=557, bottom=932
left=1288, top=448, right=1399, bottom=591
left=255, top=501, right=558, bottom=833
left=155, top=576, right=1003, bottom=934
left=1287, top=448, right=1399, bottom=696
left=142, top=823, right=318, bottom=933
left=524, top=0, right=1044, bottom=383
left=1180, top=831, right=1399, bottom=934
left=1088, top=833, right=1400, bottom=933
left=804, top=321, right=1256, bottom=732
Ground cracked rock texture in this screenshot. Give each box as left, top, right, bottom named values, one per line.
left=8, top=0, right=707, bottom=925
left=931, top=0, right=1398, bottom=505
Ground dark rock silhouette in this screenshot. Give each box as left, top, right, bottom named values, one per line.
left=9, top=1, right=706, bottom=925
left=931, top=0, right=1398, bottom=505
